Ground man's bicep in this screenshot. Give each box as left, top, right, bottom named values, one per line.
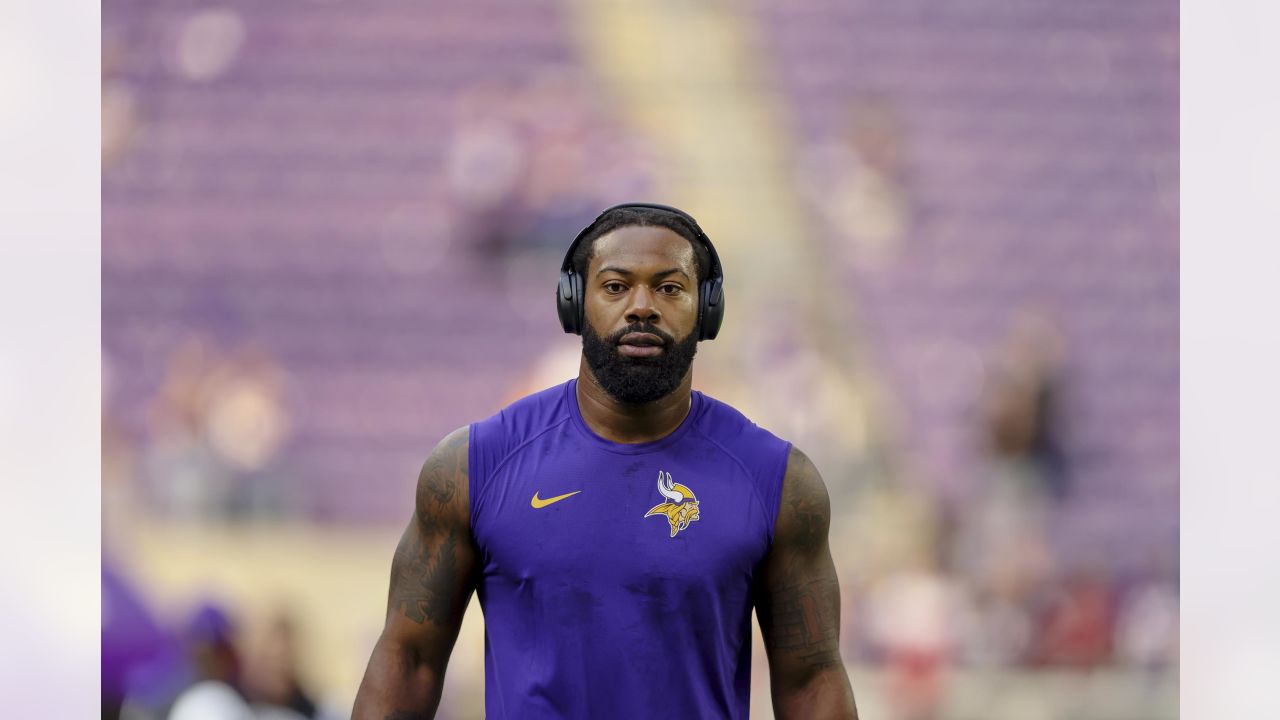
left=755, top=446, right=844, bottom=679
left=382, top=427, right=477, bottom=661
left=354, top=427, right=477, bottom=718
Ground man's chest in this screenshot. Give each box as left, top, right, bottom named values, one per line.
left=473, top=449, right=769, bottom=585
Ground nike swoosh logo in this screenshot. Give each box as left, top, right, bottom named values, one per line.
left=531, top=490, right=582, bottom=509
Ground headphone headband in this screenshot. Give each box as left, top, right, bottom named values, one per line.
left=558, top=202, right=723, bottom=282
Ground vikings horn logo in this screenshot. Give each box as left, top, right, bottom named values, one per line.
left=644, top=471, right=701, bottom=538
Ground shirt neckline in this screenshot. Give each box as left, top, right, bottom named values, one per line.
left=565, top=378, right=704, bottom=455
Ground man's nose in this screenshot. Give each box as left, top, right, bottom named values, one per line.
left=625, top=285, right=660, bottom=324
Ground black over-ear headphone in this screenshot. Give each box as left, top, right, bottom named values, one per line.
left=556, top=202, right=725, bottom=341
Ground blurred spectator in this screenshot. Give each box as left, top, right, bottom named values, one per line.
left=864, top=545, right=962, bottom=720
left=979, top=309, right=1071, bottom=500
left=168, top=682, right=256, bottom=720
left=1115, top=556, right=1179, bottom=670
left=104, top=353, right=143, bottom=553
left=242, top=610, right=337, bottom=720
left=444, top=67, right=654, bottom=262
left=168, top=603, right=251, bottom=720
left=144, top=336, right=234, bottom=519
left=202, top=346, right=292, bottom=517
left=513, top=68, right=601, bottom=253
left=799, top=96, right=912, bottom=268
left=947, top=466, right=1053, bottom=649
left=957, top=582, right=1035, bottom=668
left=947, top=311, right=1065, bottom=671
left=1035, top=568, right=1117, bottom=668
left=444, top=78, right=529, bottom=257
left=143, top=337, right=292, bottom=521
left=105, top=587, right=339, bottom=720
left=102, top=31, right=139, bottom=167
left=183, top=603, right=243, bottom=690
left=102, top=563, right=189, bottom=720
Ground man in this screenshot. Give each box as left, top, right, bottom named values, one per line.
left=353, top=204, right=859, bottom=719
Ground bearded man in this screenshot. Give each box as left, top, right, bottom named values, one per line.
left=354, top=203, right=859, bottom=719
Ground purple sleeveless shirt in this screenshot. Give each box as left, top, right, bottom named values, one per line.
left=468, top=379, right=791, bottom=719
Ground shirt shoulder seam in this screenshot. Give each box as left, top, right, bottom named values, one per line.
left=484, top=414, right=573, bottom=482
left=690, top=423, right=774, bottom=524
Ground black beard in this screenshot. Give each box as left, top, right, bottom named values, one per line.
left=581, top=322, right=699, bottom=405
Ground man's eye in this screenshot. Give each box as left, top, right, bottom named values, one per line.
left=659, top=285, right=683, bottom=295
left=603, top=282, right=626, bottom=294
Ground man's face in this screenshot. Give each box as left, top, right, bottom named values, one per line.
left=580, top=225, right=700, bottom=404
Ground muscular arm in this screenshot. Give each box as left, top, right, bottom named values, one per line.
left=353, top=427, right=477, bottom=720
left=754, top=446, right=859, bottom=720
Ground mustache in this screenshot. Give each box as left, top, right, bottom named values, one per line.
left=607, top=323, right=677, bottom=347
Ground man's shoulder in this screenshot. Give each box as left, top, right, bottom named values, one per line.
left=694, top=390, right=790, bottom=444
left=481, top=380, right=573, bottom=427
left=693, top=390, right=793, bottom=463
left=470, top=380, right=574, bottom=457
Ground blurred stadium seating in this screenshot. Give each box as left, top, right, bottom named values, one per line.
left=769, top=0, right=1177, bottom=561
left=102, top=0, right=1177, bottom=717
left=103, top=0, right=658, bottom=524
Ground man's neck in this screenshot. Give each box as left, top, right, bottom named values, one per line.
left=575, top=358, right=693, bottom=444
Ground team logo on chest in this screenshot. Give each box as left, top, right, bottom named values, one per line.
left=644, top=471, right=701, bottom=538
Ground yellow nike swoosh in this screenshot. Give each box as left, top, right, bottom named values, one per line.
left=530, top=490, right=582, bottom=509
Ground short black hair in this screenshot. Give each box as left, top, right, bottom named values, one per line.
left=571, top=206, right=712, bottom=285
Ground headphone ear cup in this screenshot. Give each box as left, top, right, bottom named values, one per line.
left=573, top=271, right=585, bottom=333
left=699, top=277, right=725, bottom=341
left=557, top=271, right=583, bottom=335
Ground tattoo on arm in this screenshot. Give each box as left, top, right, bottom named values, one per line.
left=785, top=450, right=829, bottom=552
left=760, top=577, right=843, bottom=669
left=756, top=447, right=858, bottom=716
left=390, top=528, right=461, bottom=625
left=353, top=428, right=474, bottom=719
left=416, top=428, right=466, bottom=510
left=388, top=427, right=472, bottom=627
left=758, top=447, right=845, bottom=672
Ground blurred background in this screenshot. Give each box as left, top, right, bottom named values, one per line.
left=101, top=0, right=1177, bottom=718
